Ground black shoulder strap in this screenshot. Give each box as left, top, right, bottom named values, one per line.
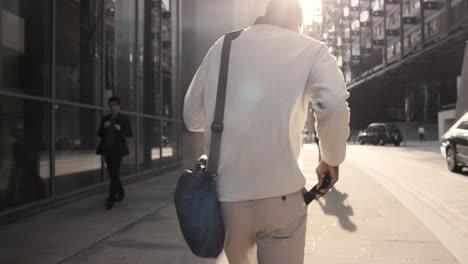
left=207, top=29, right=243, bottom=175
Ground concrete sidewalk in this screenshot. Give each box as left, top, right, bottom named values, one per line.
left=0, top=145, right=459, bottom=264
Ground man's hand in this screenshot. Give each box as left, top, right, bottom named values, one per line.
left=114, top=124, right=121, bottom=131
left=104, top=121, right=111, bottom=128
left=315, top=161, right=339, bottom=199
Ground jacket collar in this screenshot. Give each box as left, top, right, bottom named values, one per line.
left=253, top=16, right=299, bottom=33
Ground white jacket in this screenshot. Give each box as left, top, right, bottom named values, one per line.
left=184, top=24, right=350, bottom=202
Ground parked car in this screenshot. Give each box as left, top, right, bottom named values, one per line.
left=358, top=123, right=403, bottom=146
left=440, top=113, right=468, bottom=172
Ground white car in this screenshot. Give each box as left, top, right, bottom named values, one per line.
left=440, top=112, right=468, bottom=172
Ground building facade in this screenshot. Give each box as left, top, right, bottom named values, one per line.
left=0, top=0, right=180, bottom=218
left=321, top=0, right=468, bottom=128
left=0, top=0, right=285, bottom=220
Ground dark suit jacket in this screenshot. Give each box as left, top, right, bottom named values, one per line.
left=96, top=113, right=133, bottom=156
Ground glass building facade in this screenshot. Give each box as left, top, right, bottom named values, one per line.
left=0, top=0, right=180, bottom=214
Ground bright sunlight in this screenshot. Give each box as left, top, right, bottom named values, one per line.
left=299, top=0, right=322, bottom=25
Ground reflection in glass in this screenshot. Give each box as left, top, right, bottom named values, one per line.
left=0, top=0, right=51, bottom=96
left=139, top=117, right=161, bottom=171
left=55, top=105, right=101, bottom=195
left=162, top=120, right=178, bottom=165
left=0, top=96, right=50, bottom=209
left=104, top=0, right=137, bottom=111
left=140, top=0, right=161, bottom=115
left=120, top=115, right=137, bottom=177
left=55, top=0, right=103, bottom=106
left=162, top=0, right=176, bottom=118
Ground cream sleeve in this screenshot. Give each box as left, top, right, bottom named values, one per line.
left=306, top=44, right=350, bottom=166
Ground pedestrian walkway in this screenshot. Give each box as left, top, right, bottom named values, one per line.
left=0, top=145, right=459, bottom=264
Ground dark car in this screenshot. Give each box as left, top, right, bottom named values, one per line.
left=358, top=123, right=403, bottom=146
left=441, top=113, right=468, bottom=172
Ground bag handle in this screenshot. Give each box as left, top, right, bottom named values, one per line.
left=206, top=30, right=243, bottom=175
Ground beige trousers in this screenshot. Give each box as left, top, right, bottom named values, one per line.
left=221, top=190, right=307, bottom=264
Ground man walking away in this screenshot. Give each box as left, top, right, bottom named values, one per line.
left=97, top=96, right=133, bottom=210
left=183, top=0, right=350, bottom=263
left=418, top=126, right=425, bottom=143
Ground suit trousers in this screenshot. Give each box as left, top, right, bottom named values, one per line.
left=104, top=154, right=124, bottom=202
left=221, top=190, right=307, bottom=264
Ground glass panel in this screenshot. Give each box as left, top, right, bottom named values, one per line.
left=457, top=121, right=468, bottom=130
left=55, top=0, right=103, bottom=106
left=411, top=0, right=420, bottom=10
left=410, top=30, right=421, bottom=44
left=137, top=0, right=145, bottom=113
left=104, top=0, right=137, bottom=111
left=404, top=35, right=411, bottom=49
left=352, top=43, right=360, bottom=55
left=120, top=115, right=137, bottom=176
left=403, top=1, right=411, bottom=16
left=360, top=11, right=369, bottom=22
left=162, top=0, right=171, bottom=10
left=0, top=96, right=50, bottom=209
left=395, top=41, right=401, bottom=56
left=0, top=0, right=51, bottom=96
left=162, top=120, right=178, bottom=165
left=372, top=0, right=383, bottom=11
left=138, top=117, right=161, bottom=171
left=351, top=20, right=360, bottom=31
left=139, top=0, right=161, bottom=115
left=162, top=1, right=176, bottom=119
left=55, top=105, right=101, bottom=195
left=343, top=7, right=350, bottom=17
left=387, top=44, right=395, bottom=60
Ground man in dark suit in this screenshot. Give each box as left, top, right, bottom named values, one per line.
left=97, top=96, right=133, bottom=210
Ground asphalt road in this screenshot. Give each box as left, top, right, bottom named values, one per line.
left=337, top=141, right=468, bottom=263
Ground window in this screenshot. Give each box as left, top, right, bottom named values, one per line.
left=139, top=0, right=162, bottom=116
left=120, top=116, right=137, bottom=177
left=458, top=121, right=468, bottom=130
left=54, top=105, right=101, bottom=195
left=410, top=31, right=421, bottom=44
left=404, top=35, right=411, bottom=49
left=344, top=28, right=351, bottom=38
left=426, top=15, right=445, bottom=37
left=139, top=117, right=161, bottom=171
left=395, top=41, right=401, bottom=56
left=387, top=44, right=395, bottom=59
left=352, top=19, right=360, bottom=31
left=374, top=23, right=384, bottom=39
left=162, top=120, right=178, bottom=165
left=104, top=0, right=137, bottom=111
left=56, top=0, right=103, bottom=106
left=352, top=43, right=360, bottom=55
left=0, top=96, right=51, bottom=209
left=162, top=1, right=175, bottom=118
left=403, top=1, right=411, bottom=16
left=0, top=0, right=52, bottom=97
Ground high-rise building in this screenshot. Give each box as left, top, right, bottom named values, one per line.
left=321, top=0, right=468, bottom=127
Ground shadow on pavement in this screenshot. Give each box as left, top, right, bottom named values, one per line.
left=316, top=187, right=357, bottom=232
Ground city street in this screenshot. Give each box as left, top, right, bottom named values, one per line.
left=303, top=142, right=468, bottom=263
left=0, top=142, right=467, bottom=264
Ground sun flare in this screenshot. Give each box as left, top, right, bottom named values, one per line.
left=299, top=0, right=322, bottom=25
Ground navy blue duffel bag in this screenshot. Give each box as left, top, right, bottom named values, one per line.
left=174, top=156, right=224, bottom=258
left=174, top=30, right=242, bottom=258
